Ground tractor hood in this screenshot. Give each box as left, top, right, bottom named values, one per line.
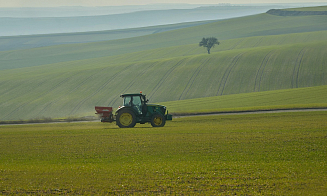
left=147, top=104, right=166, bottom=108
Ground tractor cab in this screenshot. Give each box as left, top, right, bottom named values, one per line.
left=121, top=93, right=147, bottom=115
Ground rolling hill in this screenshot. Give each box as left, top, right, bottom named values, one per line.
left=267, top=6, right=327, bottom=16
left=160, top=85, right=327, bottom=114
left=2, top=12, right=327, bottom=70
left=0, top=6, right=327, bottom=121
left=0, top=20, right=215, bottom=51
left=0, top=5, right=282, bottom=37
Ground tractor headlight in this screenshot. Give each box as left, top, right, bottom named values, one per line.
left=161, top=106, right=166, bottom=114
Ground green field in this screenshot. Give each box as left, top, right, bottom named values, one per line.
left=1, top=6, right=327, bottom=121
left=160, top=85, right=327, bottom=114
left=0, top=20, right=215, bottom=52
left=1, top=5, right=327, bottom=195
left=2, top=13, right=327, bottom=70
left=286, top=5, right=327, bottom=11
left=1, top=39, right=326, bottom=120
left=1, top=112, right=326, bottom=195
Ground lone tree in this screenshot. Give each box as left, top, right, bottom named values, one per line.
left=199, top=37, right=220, bottom=54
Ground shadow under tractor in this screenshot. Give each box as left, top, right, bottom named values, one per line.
left=95, top=92, right=172, bottom=128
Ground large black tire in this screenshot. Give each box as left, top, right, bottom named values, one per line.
left=151, top=113, right=166, bottom=127
left=116, top=110, right=136, bottom=128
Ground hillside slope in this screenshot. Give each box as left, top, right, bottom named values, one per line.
left=0, top=5, right=278, bottom=36
left=1, top=13, right=327, bottom=71
left=0, top=9, right=327, bottom=120
left=1, top=39, right=326, bottom=120
left=160, top=85, right=327, bottom=114
left=0, top=20, right=215, bottom=52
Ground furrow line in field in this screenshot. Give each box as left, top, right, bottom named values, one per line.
left=69, top=64, right=134, bottom=116
left=0, top=82, right=23, bottom=102
left=216, top=53, right=243, bottom=96
left=1, top=72, right=76, bottom=120
left=303, top=34, right=310, bottom=43
left=66, top=66, right=114, bottom=95
left=277, top=36, right=288, bottom=46
left=228, top=39, right=243, bottom=50
left=1, top=102, right=28, bottom=120
left=257, top=51, right=275, bottom=92
left=253, top=51, right=274, bottom=92
left=292, top=48, right=306, bottom=88
left=37, top=67, right=110, bottom=117
left=295, top=49, right=307, bottom=89
left=107, top=62, right=157, bottom=107
left=42, top=72, right=76, bottom=94
left=1, top=72, right=57, bottom=104
left=148, top=59, right=184, bottom=98
left=178, top=58, right=210, bottom=100
left=0, top=80, right=8, bottom=94
left=252, top=37, right=264, bottom=47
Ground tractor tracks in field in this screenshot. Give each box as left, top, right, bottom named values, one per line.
left=38, top=66, right=111, bottom=117
left=216, top=53, right=244, bottom=96
left=3, top=73, right=74, bottom=120
left=292, top=48, right=307, bottom=88
left=36, top=74, right=75, bottom=115
left=253, top=51, right=275, bottom=92
left=149, top=59, right=184, bottom=98
left=1, top=82, right=25, bottom=103
left=228, top=39, right=244, bottom=50
left=179, top=58, right=210, bottom=100
left=107, top=62, right=157, bottom=107
left=69, top=64, right=134, bottom=116
left=252, top=37, right=264, bottom=48
left=2, top=102, right=29, bottom=120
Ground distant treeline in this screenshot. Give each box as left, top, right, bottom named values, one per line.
left=267, top=9, right=327, bottom=16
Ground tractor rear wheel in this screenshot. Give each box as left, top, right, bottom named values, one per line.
left=116, top=110, right=136, bottom=128
left=151, top=113, right=166, bottom=127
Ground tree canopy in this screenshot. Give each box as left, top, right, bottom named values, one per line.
left=199, top=37, right=220, bottom=54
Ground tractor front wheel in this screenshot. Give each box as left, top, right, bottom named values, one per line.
left=116, top=110, right=136, bottom=128
left=151, top=113, right=166, bottom=127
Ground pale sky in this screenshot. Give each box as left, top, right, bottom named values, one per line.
left=1, top=0, right=327, bottom=7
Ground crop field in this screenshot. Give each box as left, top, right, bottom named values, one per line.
left=286, top=6, right=327, bottom=11
left=0, top=20, right=214, bottom=52
left=1, top=112, right=326, bottom=195
left=1, top=6, right=276, bottom=38
left=1, top=39, right=326, bottom=120
left=161, top=85, right=327, bottom=114
left=1, top=7, right=327, bottom=121
left=2, top=14, right=327, bottom=70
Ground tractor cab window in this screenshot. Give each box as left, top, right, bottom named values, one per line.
left=123, top=96, right=142, bottom=107
left=123, top=96, right=132, bottom=106
left=132, top=96, right=141, bottom=106
left=132, top=96, right=142, bottom=115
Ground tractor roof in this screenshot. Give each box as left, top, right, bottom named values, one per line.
left=120, top=93, right=144, bottom=97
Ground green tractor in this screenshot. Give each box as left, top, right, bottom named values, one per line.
left=95, top=92, right=172, bottom=128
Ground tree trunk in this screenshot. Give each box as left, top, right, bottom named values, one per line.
left=207, top=49, right=210, bottom=54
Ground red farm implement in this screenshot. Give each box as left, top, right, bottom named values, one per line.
left=95, top=106, right=114, bottom=123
